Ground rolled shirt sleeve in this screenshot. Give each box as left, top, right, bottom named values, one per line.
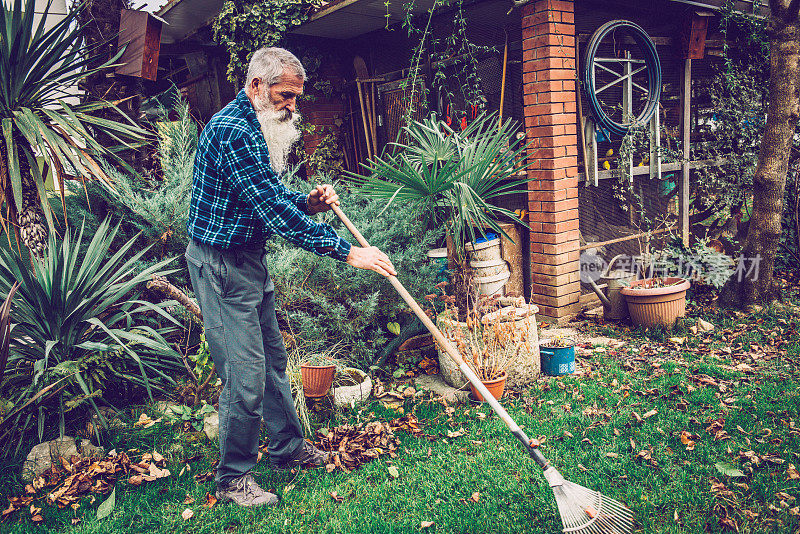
left=222, top=136, right=351, bottom=261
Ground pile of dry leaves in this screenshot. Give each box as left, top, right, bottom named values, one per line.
left=316, top=421, right=399, bottom=473
left=315, top=415, right=429, bottom=473
left=1, top=449, right=173, bottom=524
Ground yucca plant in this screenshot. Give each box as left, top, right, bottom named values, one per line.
left=350, top=113, right=534, bottom=257
left=0, top=219, right=184, bottom=456
left=0, top=0, right=150, bottom=257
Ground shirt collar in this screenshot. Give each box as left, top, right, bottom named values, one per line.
left=235, top=88, right=262, bottom=133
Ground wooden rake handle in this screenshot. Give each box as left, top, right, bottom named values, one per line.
left=331, top=204, right=551, bottom=470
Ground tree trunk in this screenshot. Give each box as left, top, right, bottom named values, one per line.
left=721, top=1, right=800, bottom=307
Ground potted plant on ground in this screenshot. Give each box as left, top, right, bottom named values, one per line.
left=299, top=352, right=340, bottom=398
left=439, top=295, right=534, bottom=402
left=351, top=112, right=534, bottom=315
left=621, top=276, right=692, bottom=328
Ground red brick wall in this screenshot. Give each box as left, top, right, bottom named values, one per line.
left=522, top=0, right=580, bottom=321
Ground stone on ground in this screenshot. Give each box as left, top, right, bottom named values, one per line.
left=414, top=374, right=470, bottom=404
left=22, top=437, right=79, bottom=482
left=203, top=411, right=219, bottom=441
left=697, top=318, right=715, bottom=332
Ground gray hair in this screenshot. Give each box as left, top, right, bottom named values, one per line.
left=246, top=47, right=305, bottom=88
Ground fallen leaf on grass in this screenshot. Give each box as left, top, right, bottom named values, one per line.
left=96, top=488, right=115, bottom=520
left=203, top=493, right=217, bottom=508
left=329, top=492, right=344, bottom=502
left=469, top=492, right=480, bottom=503
left=631, top=412, right=643, bottom=424
left=133, top=414, right=161, bottom=428
left=706, top=418, right=731, bottom=441
left=605, top=452, right=619, bottom=458
left=680, top=431, right=697, bottom=451
left=743, top=510, right=758, bottom=520
left=387, top=466, right=400, bottom=479
left=148, top=463, right=170, bottom=479
left=447, top=429, right=465, bottom=438
left=421, top=521, right=434, bottom=528
left=636, top=450, right=658, bottom=468
left=715, top=462, right=745, bottom=478
left=643, top=409, right=658, bottom=419
left=389, top=415, right=425, bottom=437
left=718, top=517, right=739, bottom=532
left=787, top=464, right=800, bottom=480
left=181, top=508, right=194, bottom=521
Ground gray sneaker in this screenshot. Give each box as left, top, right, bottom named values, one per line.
left=216, top=473, right=278, bottom=507
left=270, top=441, right=328, bottom=470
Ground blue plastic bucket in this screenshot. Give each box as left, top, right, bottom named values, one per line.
left=540, top=345, right=575, bottom=376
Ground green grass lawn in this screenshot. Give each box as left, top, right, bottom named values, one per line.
left=2, top=300, right=800, bottom=533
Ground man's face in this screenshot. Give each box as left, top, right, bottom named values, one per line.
left=251, top=69, right=304, bottom=121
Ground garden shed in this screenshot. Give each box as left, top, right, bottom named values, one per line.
left=151, top=0, right=769, bottom=322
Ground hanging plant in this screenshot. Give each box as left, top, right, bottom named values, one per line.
left=212, top=0, right=323, bottom=86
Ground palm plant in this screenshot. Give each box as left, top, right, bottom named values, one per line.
left=0, top=219, right=184, bottom=456
left=351, top=113, right=534, bottom=257
left=0, top=0, right=149, bottom=257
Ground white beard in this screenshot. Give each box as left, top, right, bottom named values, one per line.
left=254, top=95, right=302, bottom=175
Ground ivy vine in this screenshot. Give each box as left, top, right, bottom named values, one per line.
left=212, top=0, right=322, bottom=86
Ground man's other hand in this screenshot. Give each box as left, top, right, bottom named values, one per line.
left=307, top=184, right=339, bottom=214
left=346, top=246, right=397, bottom=277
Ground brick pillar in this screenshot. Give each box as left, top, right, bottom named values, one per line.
left=521, top=0, right=580, bottom=322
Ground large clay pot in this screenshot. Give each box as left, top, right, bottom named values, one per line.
left=621, top=277, right=690, bottom=328
left=436, top=311, right=469, bottom=389
left=435, top=304, right=540, bottom=389
left=300, top=364, right=336, bottom=398
left=469, top=371, right=507, bottom=402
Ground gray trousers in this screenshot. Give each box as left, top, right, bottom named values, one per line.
left=185, top=239, right=304, bottom=484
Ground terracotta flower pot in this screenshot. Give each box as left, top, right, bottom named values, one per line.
left=620, top=277, right=690, bottom=328
left=469, top=371, right=507, bottom=402
left=300, top=364, right=336, bottom=398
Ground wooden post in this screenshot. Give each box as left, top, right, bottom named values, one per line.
left=679, top=58, right=692, bottom=246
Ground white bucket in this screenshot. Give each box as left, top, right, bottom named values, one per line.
left=475, top=269, right=511, bottom=296
left=470, top=257, right=508, bottom=278
left=465, top=238, right=501, bottom=262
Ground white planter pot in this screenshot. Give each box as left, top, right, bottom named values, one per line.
left=333, top=368, right=373, bottom=408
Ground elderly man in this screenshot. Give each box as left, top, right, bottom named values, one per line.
left=185, top=47, right=396, bottom=507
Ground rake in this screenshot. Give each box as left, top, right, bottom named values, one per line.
left=333, top=204, right=635, bottom=534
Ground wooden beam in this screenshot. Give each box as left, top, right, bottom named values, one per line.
left=679, top=58, right=692, bottom=246
left=579, top=226, right=677, bottom=251
left=576, top=158, right=718, bottom=182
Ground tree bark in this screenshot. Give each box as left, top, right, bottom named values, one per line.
left=721, top=1, right=800, bottom=307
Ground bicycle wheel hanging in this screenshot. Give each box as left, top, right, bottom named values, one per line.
left=582, top=20, right=662, bottom=138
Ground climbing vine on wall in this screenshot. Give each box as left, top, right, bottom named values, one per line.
left=212, top=0, right=322, bottom=86
left=399, top=0, right=496, bottom=130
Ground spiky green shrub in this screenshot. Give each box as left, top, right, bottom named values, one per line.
left=0, top=220, right=184, bottom=456
left=62, top=97, right=196, bottom=286
left=267, top=177, right=440, bottom=370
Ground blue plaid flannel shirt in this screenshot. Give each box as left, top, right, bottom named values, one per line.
left=187, top=89, right=351, bottom=261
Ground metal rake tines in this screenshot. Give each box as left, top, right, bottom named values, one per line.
left=553, top=480, right=634, bottom=534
